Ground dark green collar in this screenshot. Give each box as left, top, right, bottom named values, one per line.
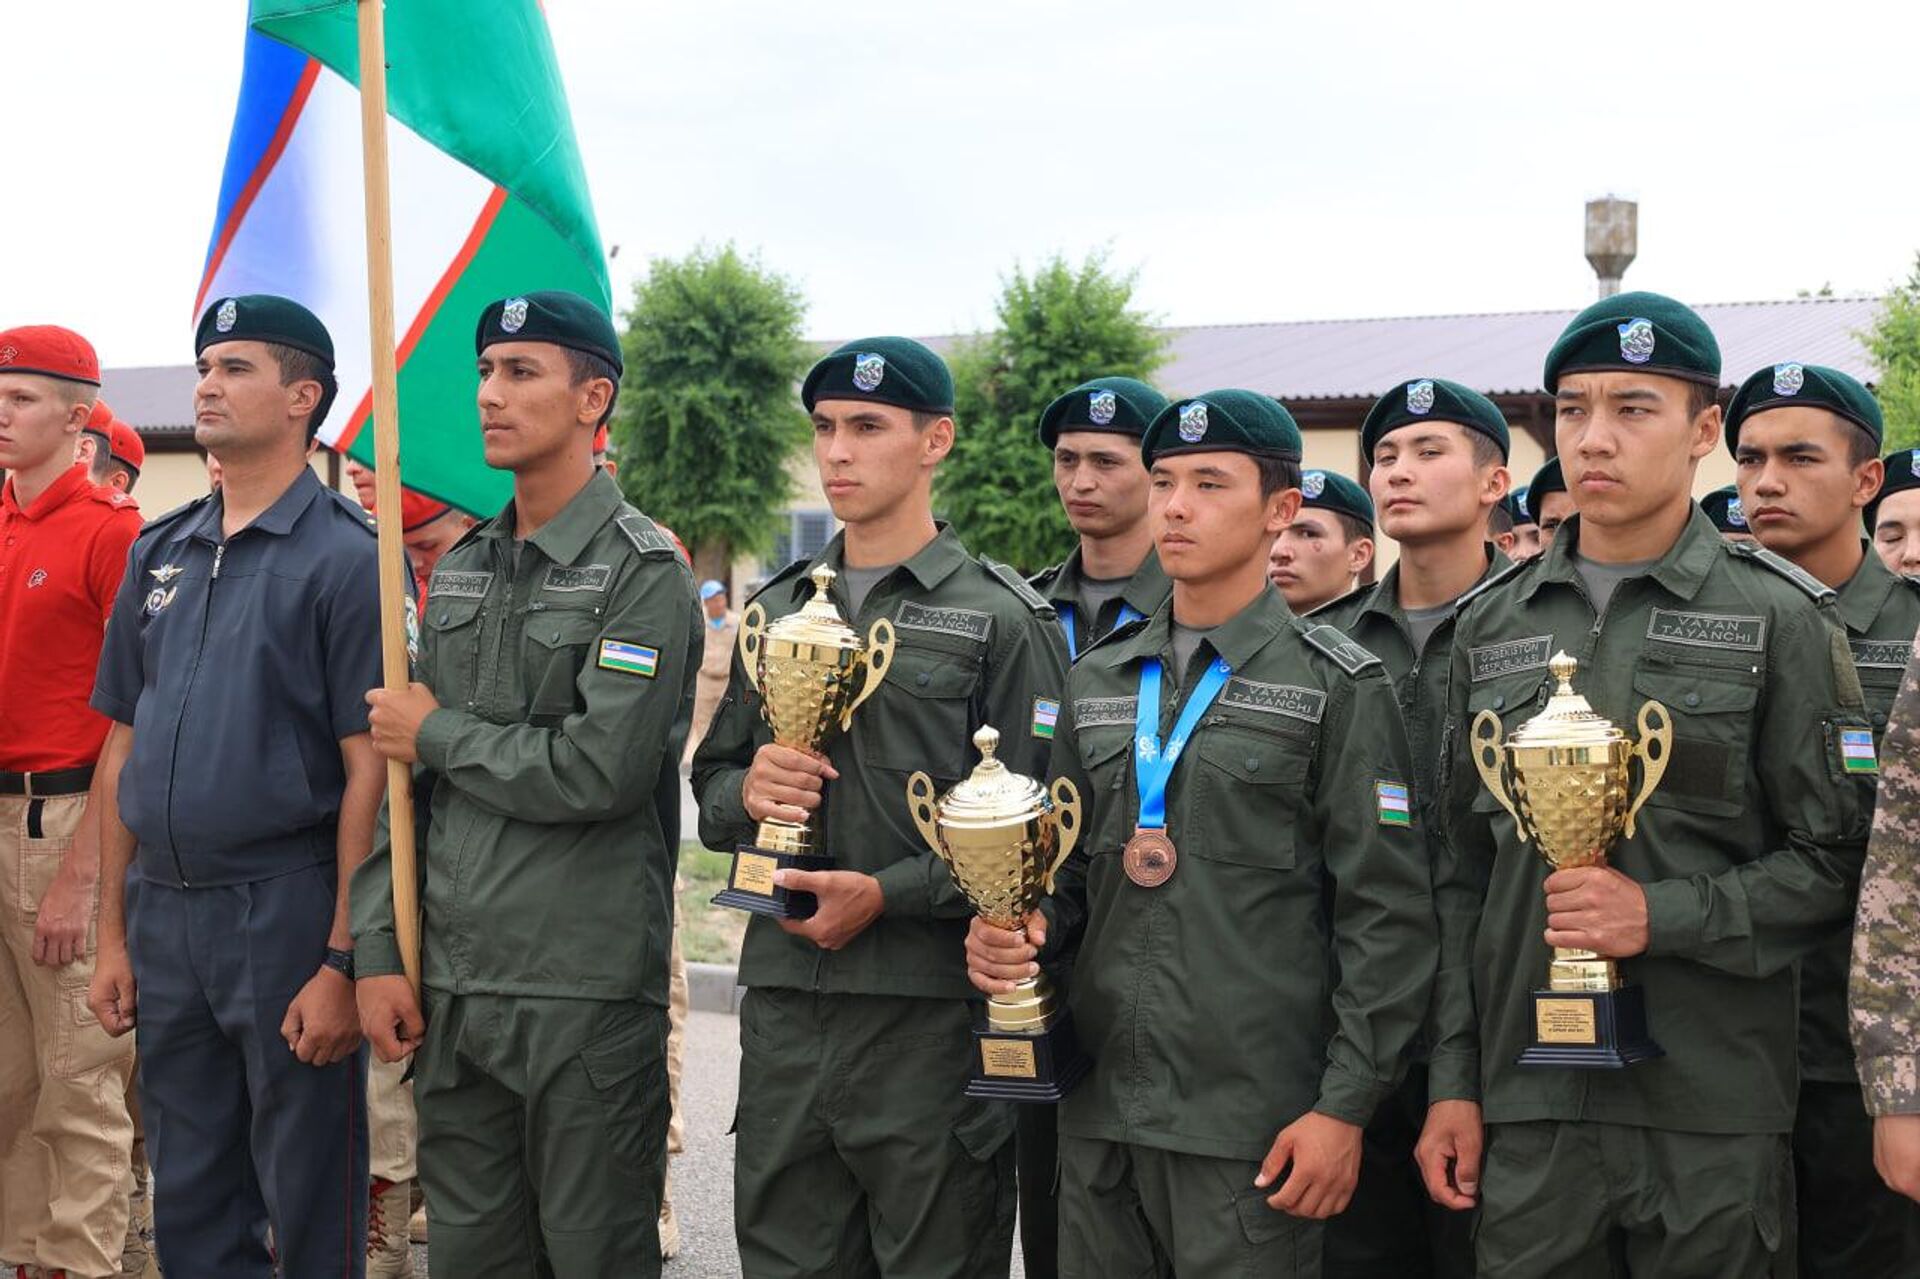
left=1355, top=545, right=1509, bottom=623
left=1836, top=546, right=1900, bottom=635
left=479, top=469, right=627, bottom=566
left=818, top=521, right=970, bottom=595
left=1042, top=545, right=1171, bottom=617
left=1126, top=584, right=1294, bottom=672
left=1523, top=506, right=1721, bottom=605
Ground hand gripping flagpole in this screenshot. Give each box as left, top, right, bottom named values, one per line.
left=356, top=0, right=422, bottom=999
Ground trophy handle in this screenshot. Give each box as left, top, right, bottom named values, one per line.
left=1626, top=700, right=1672, bottom=840
left=843, top=617, right=897, bottom=728
left=738, top=602, right=767, bottom=697
left=1045, top=777, right=1082, bottom=893
left=1470, top=709, right=1527, bottom=842
left=905, top=770, right=942, bottom=857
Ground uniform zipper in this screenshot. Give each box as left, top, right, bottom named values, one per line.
left=161, top=541, right=225, bottom=886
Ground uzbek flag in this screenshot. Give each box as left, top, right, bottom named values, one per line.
left=197, top=2, right=610, bottom=517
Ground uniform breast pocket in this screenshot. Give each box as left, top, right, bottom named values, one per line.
left=423, top=597, right=485, bottom=699
left=856, top=645, right=982, bottom=784
left=1075, top=729, right=1134, bottom=854
left=1631, top=666, right=1759, bottom=817
left=523, top=610, right=603, bottom=722
left=1189, top=725, right=1311, bottom=870
left=1465, top=674, right=1550, bottom=816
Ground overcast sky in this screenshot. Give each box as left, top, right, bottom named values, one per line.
left=10, top=1, right=1918, bottom=367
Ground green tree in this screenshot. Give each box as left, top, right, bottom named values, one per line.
left=1866, top=254, right=1920, bottom=450
left=937, top=252, right=1166, bottom=573
left=613, top=245, right=812, bottom=581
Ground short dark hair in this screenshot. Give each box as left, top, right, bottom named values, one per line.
left=1685, top=382, right=1719, bottom=421
left=265, top=342, right=338, bottom=440
left=564, top=348, right=621, bottom=427
left=92, top=456, right=138, bottom=492
left=910, top=409, right=950, bottom=433
left=1331, top=510, right=1373, bottom=544
left=1255, top=453, right=1303, bottom=500
left=1468, top=430, right=1505, bottom=469
left=1487, top=502, right=1514, bottom=536
left=1844, top=420, right=1879, bottom=468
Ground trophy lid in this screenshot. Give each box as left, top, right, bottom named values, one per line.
left=1508, top=652, right=1628, bottom=749
left=935, top=726, right=1051, bottom=830
left=766, top=564, right=863, bottom=649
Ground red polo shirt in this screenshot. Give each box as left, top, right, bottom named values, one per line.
left=0, top=464, right=143, bottom=771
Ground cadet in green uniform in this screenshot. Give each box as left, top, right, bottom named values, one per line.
left=1423, top=292, right=1877, bottom=1277
left=1527, top=455, right=1572, bottom=545
left=1506, top=486, right=1541, bottom=560
left=1726, top=361, right=1920, bottom=1274
left=1270, top=469, right=1374, bottom=615
left=1699, top=484, right=1757, bottom=542
left=968, top=389, right=1436, bottom=1277
left=1312, top=377, right=1512, bottom=1279
left=691, top=337, right=1068, bottom=1278
left=1020, top=375, right=1171, bottom=1279
left=1870, top=448, right=1920, bottom=577
left=352, top=291, right=701, bottom=1277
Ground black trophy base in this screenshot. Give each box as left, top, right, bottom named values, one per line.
left=966, top=1009, right=1092, bottom=1102
left=1516, top=983, right=1665, bottom=1069
left=712, top=847, right=831, bottom=920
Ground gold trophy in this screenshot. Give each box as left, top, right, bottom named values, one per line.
left=712, top=565, right=896, bottom=920
left=908, top=726, right=1091, bottom=1101
left=1472, top=652, right=1671, bottom=1068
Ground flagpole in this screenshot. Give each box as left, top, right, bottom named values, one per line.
left=356, top=0, right=422, bottom=1000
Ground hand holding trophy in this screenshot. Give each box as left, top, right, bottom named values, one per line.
left=713, top=565, right=895, bottom=920
left=1472, top=652, right=1671, bottom=1068
left=908, top=726, right=1091, bottom=1100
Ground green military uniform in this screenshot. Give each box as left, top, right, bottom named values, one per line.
left=1437, top=510, right=1875, bottom=1277
left=1037, top=389, right=1435, bottom=1278
left=1310, top=547, right=1506, bottom=1279
left=692, top=523, right=1068, bottom=1277
left=1030, top=548, right=1170, bottom=660
left=1725, top=360, right=1920, bottom=1273
left=353, top=292, right=700, bottom=1278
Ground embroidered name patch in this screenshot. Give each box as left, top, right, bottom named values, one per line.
left=1841, top=727, right=1879, bottom=774
left=1647, top=609, right=1766, bottom=651
left=1220, top=677, right=1327, bottom=724
left=431, top=571, right=492, bottom=600
left=1032, top=697, right=1060, bottom=739
left=895, top=600, right=993, bottom=643
left=1469, top=635, right=1553, bottom=683
left=1376, top=781, right=1412, bottom=827
left=1850, top=639, right=1912, bottom=670
left=598, top=639, right=658, bottom=678
left=543, top=564, right=612, bottom=593
left=615, top=514, right=673, bottom=557
left=1074, top=696, right=1136, bottom=727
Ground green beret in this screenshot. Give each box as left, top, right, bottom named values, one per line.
left=1699, top=485, right=1750, bottom=534
left=1507, top=484, right=1534, bottom=525
left=1542, top=290, right=1720, bottom=392
left=1140, top=389, right=1303, bottom=467
left=1866, top=448, right=1920, bottom=532
left=1723, top=362, right=1883, bottom=456
left=1300, top=468, right=1374, bottom=529
left=802, top=336, right=952, bottom=414
left=1529, top=456, right=1566, bottom=503
left=1360, top=377, right=1511, bottom=461
left=476, top=290, right=622, bottom=375
left=196, top=294, right=334, bottom=365
left=1036, top=376, right=1169, bottom=448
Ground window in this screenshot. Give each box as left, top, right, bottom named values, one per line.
left=770, top=509, right=836, bottom=567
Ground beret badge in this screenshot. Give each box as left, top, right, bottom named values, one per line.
left=501, top=297, right=529, bottom=334
left=1772, top=363, right=1805, bottom=397
left=1088, top=389, right=1117, bottom=426
left=1617, top=318, right=1655, bottom=365
left=216, top=299, right=238, bottom=334
left=1177, top=401, right=1209, bottom=443
left=1406, top=379, right=1435, bottom=415
left=1302, top=470, right=1327, bottom=498
left=852, top=352, right=887, bottom=392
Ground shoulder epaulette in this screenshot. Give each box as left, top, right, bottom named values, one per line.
left=1455, top=557, right=1531, bottom=611
left=1027, top=561, right=1064, bottom=594
left=1298, top=620, right=1384, bottom=676
left=1726, top=539, right=1836, bottom=602
left=322, top=487, right=380, bottom=536
left=613, top=510, right=676, bottom=559
left=85, top=486, right=140, bottom=514
left=980, top=556, right=1056, bottom=616
left=136, top=493, right=212, bottom=541
left=748, top=555, right=814, bottom=603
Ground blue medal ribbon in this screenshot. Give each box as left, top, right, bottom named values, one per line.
left=1133, top=654, right=1232, bottom=830
left=1059, top=601, right=1145, bottom=661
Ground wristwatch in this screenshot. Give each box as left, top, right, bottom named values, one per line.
left=322, top=947, right=355, bottom=979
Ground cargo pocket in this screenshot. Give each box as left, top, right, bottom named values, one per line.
left=423, top=597, right=485, bottom=704
left=1075, top=730, right=1133, bottom=856
left=523, top=609, right=603, bottom=723
left=53, top=980, right=131, bottom=1078
left=856, top=644, right=981, bottom=784
left=1631, top=665, right=1759, bottom=818
left=1465, top=674, right=1550, bottom=819
left=1191, top=726, right=1310, bottom=871
left=953, top=1099, right=1017, bottom=1262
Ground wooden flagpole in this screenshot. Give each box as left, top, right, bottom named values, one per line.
left=355, top=0, right=422, bottom=998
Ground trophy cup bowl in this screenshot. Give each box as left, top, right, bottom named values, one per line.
left=1471, top=652, right=1671, bottom=1068
left=712, top=564, right=896, bottom=920
left=907, top=726, right=1091, bottom=1101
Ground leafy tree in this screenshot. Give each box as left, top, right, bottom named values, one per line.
left=936, top=252, right=1166, bottom=573
left=613, top=245, right=812, bottom=581
left=1866, top=254, right=1920, bottom=450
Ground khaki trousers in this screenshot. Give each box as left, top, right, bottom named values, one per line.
left=0, top=793, right=134, bottom=1279
left=368, top=1053, right=418, bottom=1184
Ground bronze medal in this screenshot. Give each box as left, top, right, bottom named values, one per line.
left=1122, top=827, right=1177, bottom=888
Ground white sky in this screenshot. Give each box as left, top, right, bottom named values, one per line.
left=8, top=0, right=1918, bottom=367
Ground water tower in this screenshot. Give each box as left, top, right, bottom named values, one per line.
left=1585, top=197, right=1638, bottom=299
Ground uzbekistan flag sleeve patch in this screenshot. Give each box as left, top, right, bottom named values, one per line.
left=1376, top=780, right=1412, bottom=827
left=1840, top=727, right=1878, bottom=775
left=598, top=639, right=659, bottom=678
left=1032, top=697, right=1060, bottom=739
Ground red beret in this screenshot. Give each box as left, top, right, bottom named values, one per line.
left=107, top=419, right=145, bottom=473
left=592, top=423, right=609, bottom=455
left=399, top=489, right=453, bottom=533
left=0, top=325, right=101, bottom=386
left=85, top=398, right=115, bottom=436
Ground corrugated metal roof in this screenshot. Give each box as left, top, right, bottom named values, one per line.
left=108, top=296, right=1883, bottom=436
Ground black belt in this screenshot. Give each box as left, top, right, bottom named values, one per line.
left=0, top=765, right=95, bottom=797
